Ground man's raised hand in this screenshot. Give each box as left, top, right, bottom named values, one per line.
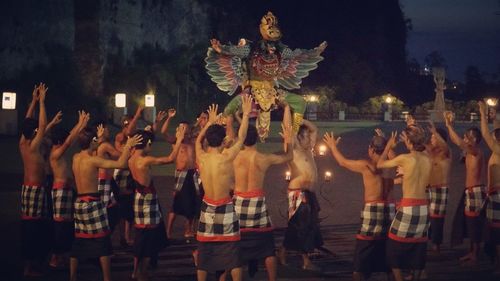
left=241, top=94, right=253, bottom=116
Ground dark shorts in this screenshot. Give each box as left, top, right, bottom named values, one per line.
left=70, top=236, right=113, bottom=259
left=197, top=241, right=242, bottom=272
left=429, top=217, right=445, bottom=245
left=353, top=239, right=389, bottom=275
left=239, top=231, right=275, bottom=261
left=465, top=216, right=483, bottom=243
left=172, top=170, right=200, bottom=219
left=133, top=222, right=168, bottom=259
left=107, top=205, right=120, bottom=232
left=21, top=219, right=52, bottom=260
left=283, top=191, right=324, bottom=253
left=118, top=193, right=134, bottom=222
left=386, top=239, right=427, bottom=270
left=53, top=221, right=74, bottom=254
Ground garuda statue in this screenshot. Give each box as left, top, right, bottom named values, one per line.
left=205, top=11, right=327, bottom=141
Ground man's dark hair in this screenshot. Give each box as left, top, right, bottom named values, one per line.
left=134, top=130, right=155, bottom=149
left=404, top=126, right=426, bottom=152
left=494, top=128, right=500, bottom=142
left=22, top=118, right=38, bottom=140
left=435, top=127, right=448, bottom=142
left=244, top=125, right=258, bottom=146
left=179, top=120, right=190, bottom=126
left=369, top=136, right=387, bottom=155
left=50, top=127, right=69, bottom=146
left=78, top=126, right=97, bottom=150
left=206, top=124, right=226, bottom=147
left=467, top=127, right=482, bottom=144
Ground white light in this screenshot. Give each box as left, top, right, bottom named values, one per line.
left=324, top=171, right=332, bottom=182
left=115, top=93, right=126, bottom=108
left=2, top=92, right=16, bottom=110
left=145, top=94, right=155, bottom=107
left=309, top=95, right=318, bottom=102
left=486, top=98, right=498, bottom=107
left=385, top=96, right=393, bottom=104
left=285, top=171, right=291, bottom=181
left=319, top=144, right=327, bottom=156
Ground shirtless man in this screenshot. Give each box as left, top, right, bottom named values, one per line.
left=19, top=83, right=51, bottom=276
left=96, top=123, right=123, bottom=233
left=161, top=109, right=200, bottom=239
left=70, top=125, right=141, bottom=281
left=479, top=101, right=500, bottom=273
left=128, top=126, right=185, bottom=281
left=324, top=132, right=390, bottom=280
left=195, top=95, right=252, bottom=281
left=377, top=127, right=432, bottom=281
left=114, top=106, right=144, bottom=245
left=279, top=118, right=323, bottom=270
left=425, top=122, right=452, bottom=253
left=232, top=106, right=293, bottom=281
left=444, top=111, right=485, bottom=263
left=48, top=111, right=89, bottom=267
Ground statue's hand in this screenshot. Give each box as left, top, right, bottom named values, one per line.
left=318, top=41, right=327, bottom=52
left=210, top=39, right=222, bottom=53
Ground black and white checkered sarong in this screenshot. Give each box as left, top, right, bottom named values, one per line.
left=233, top=190, right=273, bottom=232
left=134, top=183, right=162, bottom=227
left=197, top=197, right=240, bottom=242
left=388, top=199, right=429, bottom=242
left=74, top=194, right=110, bottom=238
left=21, top=184, right=49, bottom=219
left=174, top=169, right=200, bottom=193
left=113, top=169, right=131, bottom=192
left=486, top=190, right=500, bottom=228
left=427, top=186, right=448, bottom=218
left=464, top=185, right=486, bottom=217
left=98, top=177, right=117, bottom=207
left=357, top=201, right=386, bottom=239
left=52, top=182, right=74, bottom=221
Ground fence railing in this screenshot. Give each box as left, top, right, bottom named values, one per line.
left=308, top=111, right=478, bottom=122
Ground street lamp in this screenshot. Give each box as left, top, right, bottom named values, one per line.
left=318, top=144, right=327, bottom=156
left=384, top=94, right=394, bottom=122
left=143, top=94, right=156, bottom=123
left=285, top=170, right=291, bottom=181
left=145, top=94, right=155, bottom=107
left=486, top=98, right=498, bottom=107
left=113, top=93, right=127, bottom=126
left=324, top=171, right=332, bottom=182
left=485, top=97, right=498, bottom=123
left=304, top=94, right=320, bottom=120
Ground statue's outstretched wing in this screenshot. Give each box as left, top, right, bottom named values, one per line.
left=205, top=44, right=250, bottom=96
left=277, top=42, right=327, bottom=90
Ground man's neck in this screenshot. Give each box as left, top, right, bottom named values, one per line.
left=207, top=146, right=222, bottom=154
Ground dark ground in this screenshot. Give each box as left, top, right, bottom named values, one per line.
left=0, top=121, right=498, bottom=281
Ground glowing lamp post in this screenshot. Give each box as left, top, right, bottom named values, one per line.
left=0, top=92, right=18, bottom=135
left=485, top=98, right=499, bottom=123
left=384, top=95, right=394, bottom=122
left=285, top=170, right=291, bottom=182
left=113, top=93, right=128, bottom=126
left=318, top=144, right=327, bottom=156
left=143, top=94, right=157, bottom=123
left=324, top=171, right=332, bottom=182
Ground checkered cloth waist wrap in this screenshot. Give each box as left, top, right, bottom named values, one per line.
left=133, top=183, right=162, bottom=228
left=21, top=184, right=49, bottom=220
left=74, top=194, right=110, bottom=238
left=98, top=174, right=117, bottom=207
left=464, top=185, right=486, bottom=217
left=427, top=185, right=449, bottom=218
left=113, top=168, right=131, bottom=192
left=197, top=196, right=240, bottom=242
left=486, top=188, right=500, bottom=228
left=174, top=169, right=200, bottom=193
left=233, top=190, right=273, bottom=232
left=357, top=201, right=387, bottom=240
left=287, top=189, right=307, bottom=220
left=52, top=182, right=74, bottom=221
left=388, top=198, right=429, bottom=243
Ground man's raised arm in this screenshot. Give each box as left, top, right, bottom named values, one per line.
left=94, top=134, right=142, bottom=169
left=160, top=108, right=177, bottom=143
left=30, top=83, right=48, bottom=150
left=479, top=101, right=500, bottom=154
left=52, top=111, right=90, bottom=160
left=223, top=95, right=252, bottom=160
left=324, top=132, right=366, bottom=173
left=148, top=125, right=186, bottom=165
left=25, top=85, right=38, bottom=119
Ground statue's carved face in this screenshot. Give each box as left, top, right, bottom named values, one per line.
left=260, top=12, right=282, bottom=41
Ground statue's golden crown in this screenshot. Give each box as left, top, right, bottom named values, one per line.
left=259, top=11, right=282, bottom=41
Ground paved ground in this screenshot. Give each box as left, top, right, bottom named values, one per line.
left=0, top=121, right=498, bottom=280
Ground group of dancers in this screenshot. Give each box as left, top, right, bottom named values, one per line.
left=19, top=82, right=500, bottom=281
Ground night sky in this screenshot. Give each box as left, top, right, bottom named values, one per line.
left=401, top=0, right=500, bottom=81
